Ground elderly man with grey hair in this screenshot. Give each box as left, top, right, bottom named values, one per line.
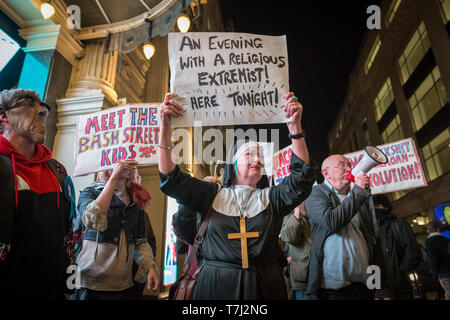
left=305, top=154, right=391, bottom=300
left=0, top=88, right=75, bottom=299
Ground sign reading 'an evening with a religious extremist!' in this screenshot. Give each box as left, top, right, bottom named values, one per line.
left=73, top=105, right=160, bottom=176
left=168, top=32, right=289, bottom=127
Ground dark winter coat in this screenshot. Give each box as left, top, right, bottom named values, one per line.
left=376, top=209, right=423, bottom=296
left=425, top=233, right=450, bottom=279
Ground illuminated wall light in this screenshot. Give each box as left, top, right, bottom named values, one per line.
left=41, top=2, right=55, bottom=19
left=143, top=18, right=155, bottom=60
left=143, top=42, right=155, bottom=60
left=177, top=14, right=191, bottom=33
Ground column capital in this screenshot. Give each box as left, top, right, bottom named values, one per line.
left=66, top=38, right=119, bottom=104
left=19, top=24, right=61, bottom=52
left=55, top=91, right=114, bottom=129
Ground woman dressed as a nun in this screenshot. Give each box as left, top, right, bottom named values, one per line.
left=158, top=92, right=319, bottom=299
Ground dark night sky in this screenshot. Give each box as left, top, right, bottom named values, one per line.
left=219, top=0, right=381, bottom=163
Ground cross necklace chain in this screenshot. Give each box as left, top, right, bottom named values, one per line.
left=232, top=186, right=257, bottom=218
left=228, top=186, right=260, bottom=269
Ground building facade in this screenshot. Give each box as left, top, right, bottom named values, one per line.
left=327, top=0, right=450, bottom=242
left=0, top=0, right=227, bottom=297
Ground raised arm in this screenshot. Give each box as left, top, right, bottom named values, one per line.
left=158, top=92, right=184, bottom=174
left=305, top=185, right=369, bottom=234
left=269, top=93, right=318, bottom=216
left=284, top=92, right=309, bottom=166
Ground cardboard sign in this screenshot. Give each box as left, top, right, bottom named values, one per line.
left=344, top=138, right=428, bottom=194
left=272, top=144, right=293, bottom=185
left=168, top=32, right=289, bottom=127
left=214, top=160, right=226, bottom=185
left=73, top=105, right=160, bottom=176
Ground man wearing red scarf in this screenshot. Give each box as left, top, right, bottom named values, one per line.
left=0, top=88, right=74, bottom=299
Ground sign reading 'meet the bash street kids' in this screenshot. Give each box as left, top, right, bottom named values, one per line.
left=168, top=32, right=289, bottom=127
left=344, top=138, right=428, bottom=194
left=73, top=105, right=160, bottom=176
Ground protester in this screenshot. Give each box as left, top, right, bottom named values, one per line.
left=425, top=221, right=450, bottom=300
left=129, top=173, right=157, bottom=299
left=305, top=155, right=391, bottom=300
left=280, top=202, right=315, bottom=300
left=173, top=204, right=201, bottom=276
left=372, top=194, right=422, bottom=299
left=171, top=175, right=222, bottom=279
left=76, top=161, right=159, bottom=299
left=0, top=88, right=75, bottom=299
left=158, top=91, right=319, bottom=299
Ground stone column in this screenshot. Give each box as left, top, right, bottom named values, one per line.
left=53, top=37, right=120, bottom=198
left=17, top=24, right=60, bottom=99
left=66, top=37, right=119, bottom=104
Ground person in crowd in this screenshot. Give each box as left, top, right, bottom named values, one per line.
left=0, top=88, right=75, bottom=299
left=425, top=221, right=450, bottom=300
left=173, top=204, right=201, bottom=276
left=280, top=202, right=315, bottom=300
left=373, top=194, right=422, bottom=299
left=305, top=155, right=391, bottom=300
left=171, top=176, right=222, bottom=278
left=158, top=91, right=319, bottom=299
left=76, top=161, right=159, bottom=299
left=129, top=172, right=157, bottom=299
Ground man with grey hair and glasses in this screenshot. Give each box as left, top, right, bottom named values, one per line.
left=305, top=154, right=391, bottom=300
left=0, top=88, right=75, bottom=299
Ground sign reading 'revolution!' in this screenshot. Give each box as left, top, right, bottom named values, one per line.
left=344, top=138, right=428, bottom=194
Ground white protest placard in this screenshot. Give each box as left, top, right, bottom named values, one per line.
left=73, top=105, right=160, bottom=176
left=344, top=138, right=428, bottom=194
left=168, top=32, right=289, bottom=127
left=272, top=144, right=293, bottom=185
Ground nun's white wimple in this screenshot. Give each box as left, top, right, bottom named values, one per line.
left=232, top=141, right=263, bottom=164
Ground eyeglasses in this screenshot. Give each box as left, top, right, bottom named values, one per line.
left=327, top=162, right=353, bottom=170
left=7, top=95, right=50, bottom=116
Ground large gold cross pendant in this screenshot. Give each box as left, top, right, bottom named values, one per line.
left=228, top=217, right=259, bottom=269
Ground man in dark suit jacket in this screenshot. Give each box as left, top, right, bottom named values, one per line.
left=305, top=154, right=391, bottom=300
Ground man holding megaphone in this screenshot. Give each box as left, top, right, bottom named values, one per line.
left=305, top=151, right=392, bottom=300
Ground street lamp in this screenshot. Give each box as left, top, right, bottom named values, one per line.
left=177, top=14, right=191, bottom=33
left=143, top=42, right=155, bottom=60
left=41, top=1, right=55, bottom=19
left=142, top=18, right=155, bottom=60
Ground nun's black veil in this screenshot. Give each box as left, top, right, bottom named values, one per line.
left=222, top=139, right=270, bottom=189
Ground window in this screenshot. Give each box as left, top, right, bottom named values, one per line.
left=441, top=0, right=450, bottom=23
left=408, top=66, right=448, bottom=131
left=362, top=118, right=372, bottom=145
left=387, top=0, right=402, bottom=26
left=398, top=22, right=431, bottom=84
left=352, top=133, right=359, bottom=150
left=374, top=78, right=395, bottom=121
left=381, top=115, right=403, bottom=143
left=393, top=190, right=409, bottom=201
left=0, top=28, right=20, bottom=73
left=365, top=36, right=382, bottom=74
left=421, top=128, right=450, bottom=181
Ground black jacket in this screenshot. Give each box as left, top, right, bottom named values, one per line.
left=425, top=234, right=450, bottom=278
left=376, top=209, right=422, bottom=295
